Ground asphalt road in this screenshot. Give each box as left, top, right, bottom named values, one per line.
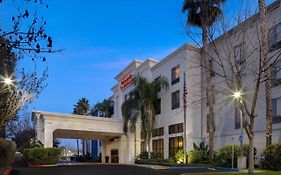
left=11, top=164, right=224, bottom=175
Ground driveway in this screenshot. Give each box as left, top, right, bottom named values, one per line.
left=11, top=164, right=225, bottom=175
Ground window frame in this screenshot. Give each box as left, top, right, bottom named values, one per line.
left=152, top=139, right=164, bottom=158
left=171, top=65, right=180, bottom=85
left=272, top=97, right=281, bottom=124
left=169, top=136, right=183, bottom=158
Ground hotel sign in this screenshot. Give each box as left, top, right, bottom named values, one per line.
left=120, top=74, right=132, bottom=89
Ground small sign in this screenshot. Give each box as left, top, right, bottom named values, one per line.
left=239, top=135, right=244, bottom=143
left=120, top=74, right=132, bottom=89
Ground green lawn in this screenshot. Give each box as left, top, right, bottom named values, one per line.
left=196, top=169, right=281, bottom=175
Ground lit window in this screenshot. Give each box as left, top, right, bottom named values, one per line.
left=152, top=127, right=164, bottom=137
left=152, top=139, right=164, bottom=158
left=169, top=123, right=183, bottom=134
left=169, top=136, right=183, bottom=158
left=171, top=65, right=180, bottom=85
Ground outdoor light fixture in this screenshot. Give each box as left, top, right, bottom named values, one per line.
left=233, top=91, right=241, bottom=99
left=3, top=77, right=13, bottom=85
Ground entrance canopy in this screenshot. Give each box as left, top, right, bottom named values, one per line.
left=32, top=111, right=124, bottom=147
left=32, top=111, right=141, bottom=164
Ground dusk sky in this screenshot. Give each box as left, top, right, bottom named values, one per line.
left=1, top=0, right=274, bottom=114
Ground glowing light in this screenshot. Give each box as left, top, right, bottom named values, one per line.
left=233, top=91, right=242, bottom=99
left=4, top=77, right=12, bottom=85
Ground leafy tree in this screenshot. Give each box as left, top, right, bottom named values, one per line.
left=182, top=0, right=226, bottom=160
left=0, top=0, right=59, bottom=134
left=122, top=75, right=168, bottom=158
left=6, top=114, right=35, bottom=152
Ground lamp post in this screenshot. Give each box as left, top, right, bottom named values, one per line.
left=233, top=91, right=244, bottom=158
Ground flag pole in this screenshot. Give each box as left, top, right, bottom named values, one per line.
left=183, top=72, right=187, bottom=164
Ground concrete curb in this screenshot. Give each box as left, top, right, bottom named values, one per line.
left=169, top=166, right=239, bottom=172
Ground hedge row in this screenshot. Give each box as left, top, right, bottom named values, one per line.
left=23, top=148, right=61, bottom=165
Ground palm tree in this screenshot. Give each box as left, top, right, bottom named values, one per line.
left=73, top=97, right=90, bottom=156
left=122, top=75, right=168, bottom=158
left=92, top=99, right=114, bottom=118
left=257, top=0, right=272, bottom=174
left=182, top=0, right=225, bottom=160
left=258, top=0, right=272, bottom=148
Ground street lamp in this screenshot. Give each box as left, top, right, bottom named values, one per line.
left=4, top=77, right=12, bottom=85
left=232, top=91, right=244, bottom=158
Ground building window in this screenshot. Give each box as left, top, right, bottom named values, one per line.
left=152, top=127, right=164, bottom=137
left=171, top=90, right=180, bottom=110
left=272, top=97, right=281, bottom=124
left=154, top=98, right=161, bottom=115
left=169, top=136, right=183, bottom=158
left=234, top=43, right=245, bottom=65
left=206, top=113, right=215, bottom=133
left=171, top=65, right=180, bottom=85
left=154, top=76, right=162, bottom=93
left=272, top=60, right=281, bottom=87
left=152, top=139, right=164, bottom=158
left=169, top=123, right=183, bottom=134
left=235, top=107, right=241, bottom=129
left=269, top=22, right=281, bottom=51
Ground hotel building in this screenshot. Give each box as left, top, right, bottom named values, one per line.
left=33, top=0, right=281, bottom=164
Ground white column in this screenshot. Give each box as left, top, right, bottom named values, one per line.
left=135, top=121, right=141, bottom=156
left=119, top=135, right=127, bottom=164
left=101, top=140, right=107, bottom=163
left=127, top=132, right=135, bottom=164
left=44, top=128, right=54, bottom=148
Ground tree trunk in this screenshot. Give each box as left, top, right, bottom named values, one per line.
left=147, top=103, right=153, bottom=159
left=147, top=137, right=151, bottom=159
left=248, top=118, right=255, bottom=174
left=258, top=0, right=272, bottom=147
left=202, top=20, right=215, bottom=160
left=76, top=139, right=80, bottom=156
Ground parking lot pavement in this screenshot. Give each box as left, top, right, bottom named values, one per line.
left=11, top=164, right=226, bottom=175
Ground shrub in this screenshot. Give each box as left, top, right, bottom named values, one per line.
left=260, top=143, right=281, bottom=170
left=175, top=149, right=185, bottom=163
left=23, top=147, right=61, bottom=165
left=0, top=138, right=16, bottom=172
left=135, top=151, right=149, bottom=160
left=188, top=150, right=208, bottom=164
left=213, top=144, right=256, bottom=168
